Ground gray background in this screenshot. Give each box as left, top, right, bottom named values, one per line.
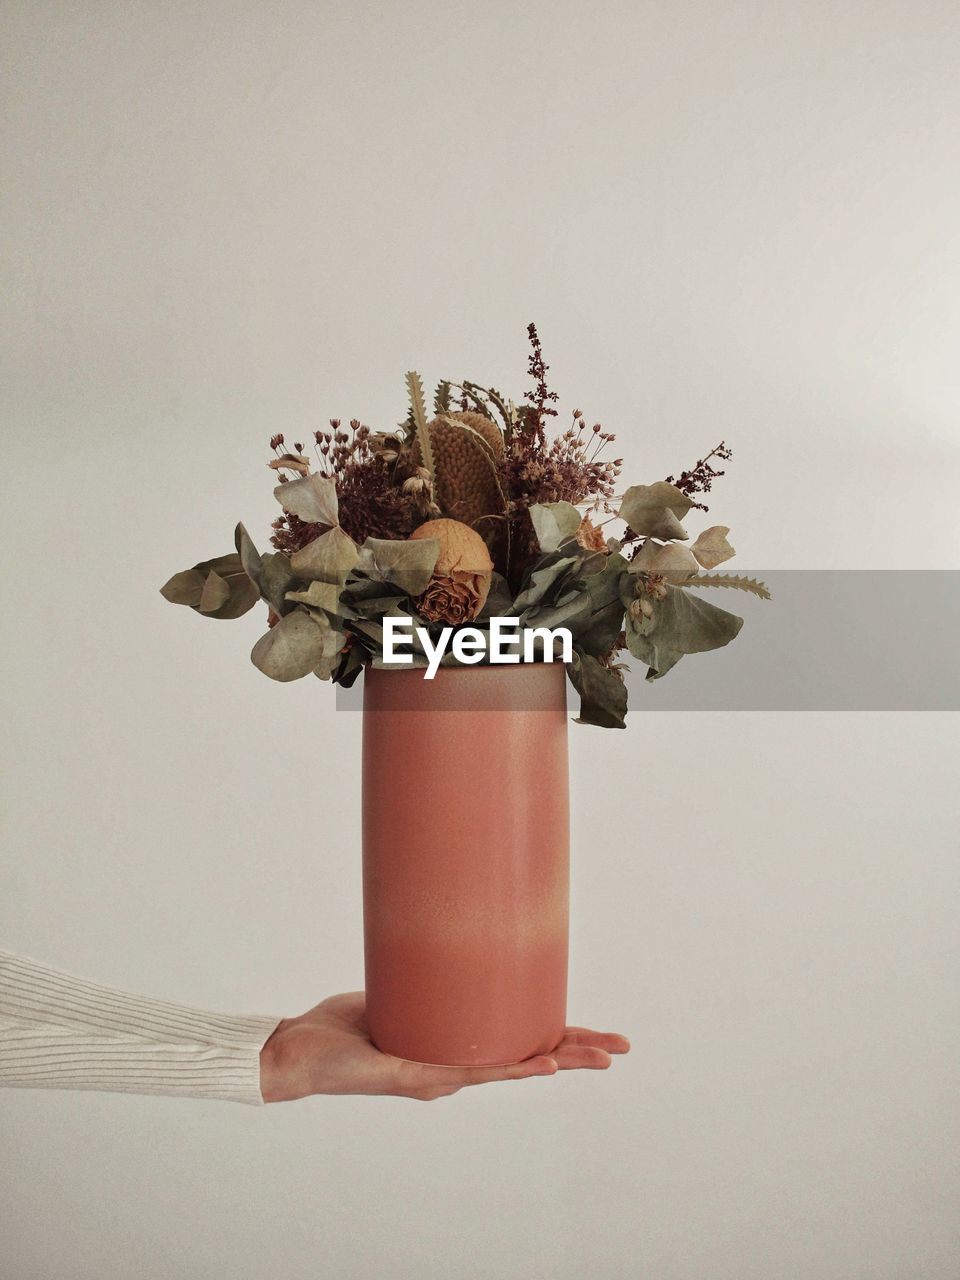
left=1, top=2, right=958, bottom=1277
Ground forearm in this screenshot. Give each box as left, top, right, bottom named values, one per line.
left=0, top=949, right=281, bottom=1106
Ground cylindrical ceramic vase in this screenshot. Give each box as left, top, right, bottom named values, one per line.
left=361, top=662, right=569, bottom=1066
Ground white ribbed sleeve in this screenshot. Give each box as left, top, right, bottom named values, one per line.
left=0, top=949, right=282, bottom=1106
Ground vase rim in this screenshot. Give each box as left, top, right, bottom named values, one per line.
left=363, top=659, right=568, bottom=712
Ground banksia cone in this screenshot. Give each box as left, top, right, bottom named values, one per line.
left=413, top=412, right=506, bottom=559
left=409, top=518, right=494, bottom=625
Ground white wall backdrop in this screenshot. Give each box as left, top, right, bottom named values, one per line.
left=1, top=3, right=958, bottom=1278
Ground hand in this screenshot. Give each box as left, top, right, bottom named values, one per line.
left=259, top=992, right=630, bottom=1103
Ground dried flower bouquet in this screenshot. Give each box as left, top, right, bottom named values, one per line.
left=162, top=326, right=768, bottom=728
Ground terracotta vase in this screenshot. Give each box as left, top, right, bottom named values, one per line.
left=361, top=662, right=569, bottom=1066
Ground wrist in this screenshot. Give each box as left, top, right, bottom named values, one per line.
left=259, top=1018, right=291, bottom=1104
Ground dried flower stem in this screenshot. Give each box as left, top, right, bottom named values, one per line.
left=666, top=441, right=732, bottom=511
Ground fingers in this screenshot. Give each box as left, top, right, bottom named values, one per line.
left=560, top=1027, right=631, bottom=1054
left=552, top=1044, right=612, bottom=1071
left=388, top=1026, right=631, bottom=1098
left=412, top=1055, right=559, bottom=1092
left=395, top=1035, right=631, bottom=1097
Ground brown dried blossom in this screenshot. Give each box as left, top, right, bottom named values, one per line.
left=519, top=321, right=559, bottom=444
left=575, top=514, right=609, bottom=553
left=409, top=519, right=493, bottom=624
left=269, top=418, right=421, bottom=551
left=263, top=327, right=730, bottom=604
left=503, top=420, right=622, bottom=586
left=666, top=441, right=732, bottom=512
left=619, top=442, right=734, bottom=552
left=417, top=578, right=486, bottom=625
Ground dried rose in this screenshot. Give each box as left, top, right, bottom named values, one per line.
left=408, top=518, right=493, bottom=624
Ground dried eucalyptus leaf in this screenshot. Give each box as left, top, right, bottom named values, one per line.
left=290, top=526, right=359, bottom=585
left=339, top=580, right=410, bottom=621
left=520, top=591, right=594, bottom=635
left=630, top=540, right=701, bottom=575
left=209, top=574, right=260, bottom=619
left=624, top=627, right=684, bottom=680
left=286, top=580, right=341, bottom=614
left=579, top=550, right=628, bottom=600
left=348, top=596, right=415, bottom=622
left=312, top=626, right=347, bottom=680
left=575, top=600, right=627, bottom=656
left=273, top=473, right=339, bottom=526
left=350, top=619, right=386, bottom=646
left=268, top=453, right=311, bottom=476
left=260, top=553, right=296, bottom=614
left=511, top=557, right=580, bottom=613
left=250, top=609, right=331, bottom=682
left=372, top=650, right=429, bottom=669
left=160, top=569, right=205, bottom=607
left=160, top=555, right=259, bottom=619
left=235, top=522, right=263, bottom=589
left=355, top=537, right=439, bottom=596
left=475, top=572, right=513, bottom=621
left=618, top=482, right=692, bottom=540
left=574, top=549, right=611, bottom=578
left=332, top=643, right=365, bottom=687
left=691, top=525, right=735, bottom=569
left=313, top=655, right=338, bottom=681
left=624, top=583, right=743, bottom=679
left=350, top=611, right=428, bottom=655
left=341, top=575, right=407, bottom=602
left=567, top=650, right=627, bottom=729
left=562, top=553, right=629, bottom=654
left=194, top=553, right=247, bottom=577
left=529, top=502, right=582, bottom=553
left=198, top=570, right=230, bottom=614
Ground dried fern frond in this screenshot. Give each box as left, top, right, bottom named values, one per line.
left=405, top=371, right=433, bottom=483
left=679, top=572, right=771, bottom=600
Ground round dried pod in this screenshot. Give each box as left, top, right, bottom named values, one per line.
left=412, top=412, right=506, bottom=552
left=409, top=518, right=494, bottom=625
